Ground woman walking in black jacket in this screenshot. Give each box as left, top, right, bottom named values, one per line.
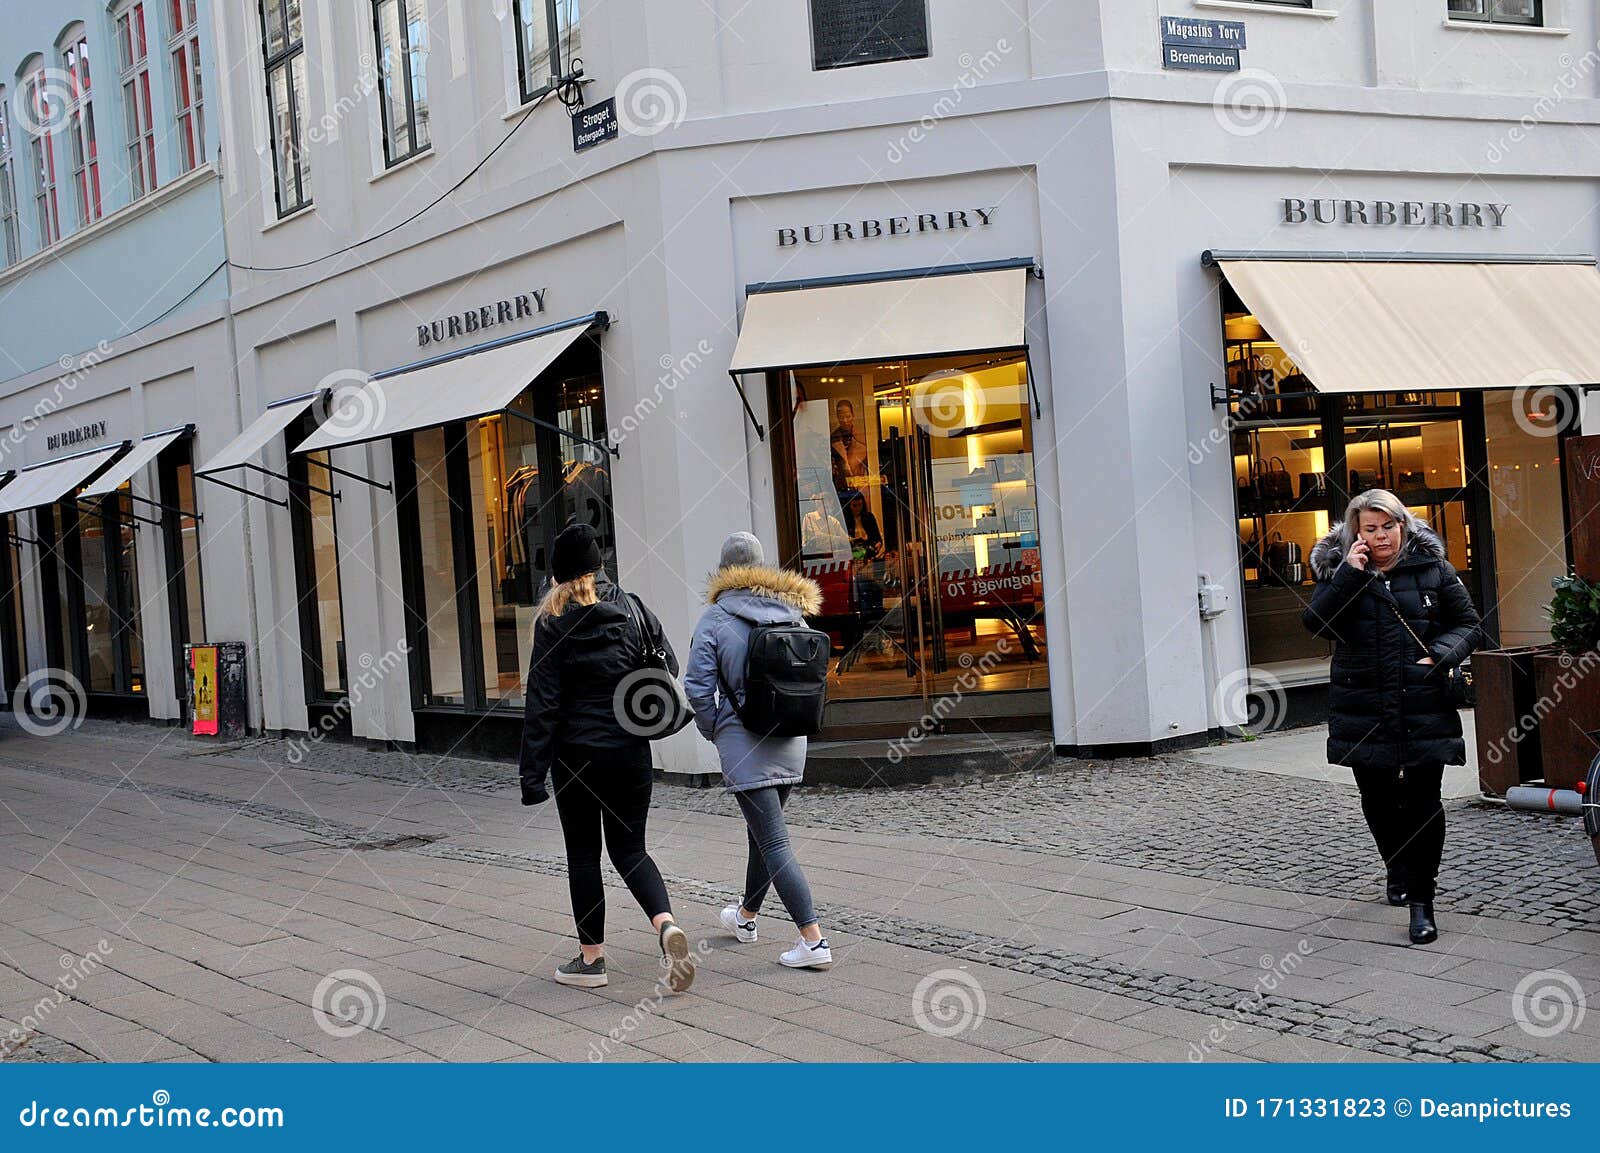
left=519, top=523, right=694, bottom=992
left=1304, top=490, right=1481, bottom=945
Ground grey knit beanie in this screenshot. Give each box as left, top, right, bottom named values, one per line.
left=719, top=531, right=764, bottom=568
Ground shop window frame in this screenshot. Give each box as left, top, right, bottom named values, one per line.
left=1446, top=0, right=1543, bottom=26
left=0, top=515, right=27, bottom=698
left=393, top=336, right=612, bottom=716
left=38, top=495, right=144, bottom=699
left=156, top=438, right=205, bottom=702
left=1225, top=384, right=1585, bottom=666
left=286, top=418, right=347, bottom=706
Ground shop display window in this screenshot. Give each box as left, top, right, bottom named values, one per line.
left=1220, top=280, right=1577, bottom=682
left=401, top=337, right=613, bottom=712
left=773, top=352, right=1048, bottom=705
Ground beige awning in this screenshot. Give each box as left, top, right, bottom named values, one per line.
left=1216, top=258, right=1600, bottom=394
left=196, top=394, right=323, bottom=476
left=0, top=445, right=127, bottom=515
left=729, top=266, right=1030, bottom=376
left=80, top=429, right=186, bottom=498
left=292, top=316, right=603, bottom=455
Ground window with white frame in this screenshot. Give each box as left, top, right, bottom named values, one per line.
left=24, top=67, right=62, bottom=245
left=259, top=0, right=310, bottom=216
left=372, top=0, right=430, bottom=165
left=1447, top=0, right=1542, bottom=24
left=169, top=0, right=205, bottom=173
left=61, top=31, right=102, bottom=226
left=513, top=0, right=580, bottom=104
left=116, top=3, right=158, bottom=198
left=0, top=94, right=19, bottom=265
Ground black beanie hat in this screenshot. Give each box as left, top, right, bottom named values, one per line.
left=551, top=522, right=604, bottom=583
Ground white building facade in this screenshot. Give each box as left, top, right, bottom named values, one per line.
left=6, top=0, right=1599, bottom=774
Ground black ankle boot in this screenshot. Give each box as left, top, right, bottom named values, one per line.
left=1408, top=902, right=1438, bottom=945
left=1385, top=875, right=1408, bottom=907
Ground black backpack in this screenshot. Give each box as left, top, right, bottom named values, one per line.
left=723, top=622, right=831, bottom=737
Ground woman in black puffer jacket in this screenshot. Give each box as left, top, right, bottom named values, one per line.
left=519, top=523, right=695, bottom=993
left=1303, top=490, right=1480, bottom=945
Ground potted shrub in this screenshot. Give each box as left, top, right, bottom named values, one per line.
left=1529, top=574, right=1600, bottom=790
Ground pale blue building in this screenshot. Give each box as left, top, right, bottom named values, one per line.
left=0, top=0, right=237, bottom=723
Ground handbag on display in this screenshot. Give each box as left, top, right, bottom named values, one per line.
left=1299, top=472, right=1328, bottom=502
left=1229, top=354, right=1274, bottom=401
left=1349, top=469, right=1381, bottom=494
left=618, top=592, right=695, bottom=739
left=1260, top=457, right=1295, bottom=507
left=500, top=563, right=536, bottom=606
left=1276, top=371, right=1317, bottom=417
left=1396, top=469, right=1427, bottom=491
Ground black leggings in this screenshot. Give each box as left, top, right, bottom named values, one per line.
left=551, top=743, right=671, bottom=946
left=1352, top=760, right=1446, bottom=902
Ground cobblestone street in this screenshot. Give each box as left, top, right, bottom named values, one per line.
left=1, top=720, right=1597, bottom=1063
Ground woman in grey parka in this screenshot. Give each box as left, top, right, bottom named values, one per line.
left=684, top=532, right=833, bottom=970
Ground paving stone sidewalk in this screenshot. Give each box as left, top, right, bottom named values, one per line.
left=0, top=719, right=1596, bottom=1064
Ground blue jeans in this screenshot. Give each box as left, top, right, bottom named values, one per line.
left=735, top=785, right=817, bottom=930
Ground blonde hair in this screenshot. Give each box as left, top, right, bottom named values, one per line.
left=537, top=572, right=598, bottom=619
left=1340, top=488, right=1426, bottom=555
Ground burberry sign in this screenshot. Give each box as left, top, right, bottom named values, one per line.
left=417, top=289, right=549, bottom=347
left=47, top=420, right=108, bottom=452
left=1282, top=198, right=1510, bottom=229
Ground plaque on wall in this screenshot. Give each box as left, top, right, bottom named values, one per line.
left=811, top=0, right=931, bottom=71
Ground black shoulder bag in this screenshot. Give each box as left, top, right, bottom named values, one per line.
left=616, top=592, right=695, bottom=739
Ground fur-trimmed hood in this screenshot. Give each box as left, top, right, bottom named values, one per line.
left=1309, top=524, right=1447, bottom=581
left=706, top=564, right=822, bottom=615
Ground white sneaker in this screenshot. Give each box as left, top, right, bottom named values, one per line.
left=779, top=936, right=833, bottom=970
left=720, top=904, right=758, bottom=943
